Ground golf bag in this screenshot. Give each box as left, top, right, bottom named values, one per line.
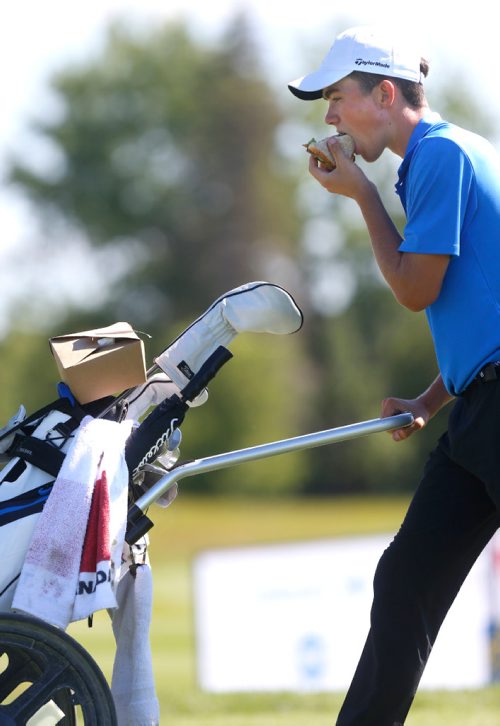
left=0, top=281, right=303, bottom=611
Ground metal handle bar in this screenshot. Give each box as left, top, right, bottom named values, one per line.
left=131, top=412, right=413, bottom=514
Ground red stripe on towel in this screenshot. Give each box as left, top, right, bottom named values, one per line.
left=80, top=471, right=110, bottom=572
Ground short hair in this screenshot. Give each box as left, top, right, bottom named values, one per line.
left=347, top=58, right=429, bottom=108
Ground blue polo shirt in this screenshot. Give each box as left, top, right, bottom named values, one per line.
left=395, top=112, right=500, bottom=395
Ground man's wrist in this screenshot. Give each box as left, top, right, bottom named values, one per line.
left=417, top=379, right=453, bottom=419
left=353, top=177, right=377, bottom=206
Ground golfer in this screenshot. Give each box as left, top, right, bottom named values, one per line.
left=289, top=25, right=500, bottom=726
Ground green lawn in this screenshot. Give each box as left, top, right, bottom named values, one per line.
left=69, top=495, right=500, bottom=724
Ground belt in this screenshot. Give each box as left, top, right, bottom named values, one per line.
left=470, top=361, right=500, bottom=386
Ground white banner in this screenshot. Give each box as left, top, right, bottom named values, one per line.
left=193, top=532, right=500, bottom=692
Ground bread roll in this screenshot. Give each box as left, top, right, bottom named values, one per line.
left=304, top=134, right=355, bottom=170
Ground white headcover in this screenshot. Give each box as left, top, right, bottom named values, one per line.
left=124, top=372, right=208, bottom=422
left=155, top=281, right=303, bottom=391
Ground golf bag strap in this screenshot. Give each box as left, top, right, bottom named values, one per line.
left=9, top=434, right=65, bottom=478
left=0, top=396, right=88, bottom=446
left=0, top=482, right=54, bottom=528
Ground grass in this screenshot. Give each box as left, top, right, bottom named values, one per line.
left=68, top=495, right=500, bottom=724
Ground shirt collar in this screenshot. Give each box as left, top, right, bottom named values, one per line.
left=395, top=111, right=444, bottom=204
left=403, top=110, right=443, bottom=160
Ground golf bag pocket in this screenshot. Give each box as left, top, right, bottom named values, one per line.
left=0, top=407, right=76, bottom=611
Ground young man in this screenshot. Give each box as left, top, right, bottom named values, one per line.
left=289, top=25, right=500, bottom=726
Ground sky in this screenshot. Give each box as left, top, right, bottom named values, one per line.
left=0, top=0, right=496, bottom=333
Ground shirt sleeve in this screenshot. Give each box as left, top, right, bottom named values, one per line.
left=399, top=136, right=476, bottom=256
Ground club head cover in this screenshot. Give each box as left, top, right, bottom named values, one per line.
left=124, top=373, right=207, bottom=422
left=154, top=282, right=303, bottom=390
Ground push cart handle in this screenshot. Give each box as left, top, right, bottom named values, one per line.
left=125, top=412, right=414, bottom=543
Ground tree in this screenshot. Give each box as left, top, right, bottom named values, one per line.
left=3, top=15, right=312, bottom=496
left=8, top=16, right=303, bottom=336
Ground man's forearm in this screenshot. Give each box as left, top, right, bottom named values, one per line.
left=355, top=179, right=404, bottom=283
left=355, top=180, right=450, bottom=311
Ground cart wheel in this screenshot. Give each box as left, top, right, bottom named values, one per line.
left=0, top=612, right=117, bottom=725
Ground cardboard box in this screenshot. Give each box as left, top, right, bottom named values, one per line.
left=49, top=322, right=147, bottom=404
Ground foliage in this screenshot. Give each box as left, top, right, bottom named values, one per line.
left=8, top=16, right=302, bottom=329
left=0, top=332, right=62, bottom=421
left=3, top=15, right=311, bottom=495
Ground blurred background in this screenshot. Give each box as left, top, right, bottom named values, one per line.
left=2, top=1, right=497, bottom=498
left=4, top=3, right=500, bottom=722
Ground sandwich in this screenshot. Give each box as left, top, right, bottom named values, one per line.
left=303, top=134, right=355, bottom=170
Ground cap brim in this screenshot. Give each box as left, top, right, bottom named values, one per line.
left=288, top=84, right=323, bottom=100
left=288, top=68, right=346, bottom=101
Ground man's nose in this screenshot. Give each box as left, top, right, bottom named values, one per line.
left=324, top=107, right=339, bottom=126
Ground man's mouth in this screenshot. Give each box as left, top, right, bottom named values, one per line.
left=338, top=131, right=357, bottom=155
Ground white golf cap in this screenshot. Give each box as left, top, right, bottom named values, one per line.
left=288, top=26, right=422, bottom=100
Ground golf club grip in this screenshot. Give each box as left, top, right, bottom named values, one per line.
left=181, top=346, right=233, bottom=402
left=125, top=395, right=188, bottom=475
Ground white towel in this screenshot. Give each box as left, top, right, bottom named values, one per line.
left=12, top=415, right=132, bottom=628
left=110, top=546, right=159, bottom=726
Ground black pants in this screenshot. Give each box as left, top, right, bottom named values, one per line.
left=336, top=380, right=500, bottom=726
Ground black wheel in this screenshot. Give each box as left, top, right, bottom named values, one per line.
left=0, top=612, right=117, bottom=725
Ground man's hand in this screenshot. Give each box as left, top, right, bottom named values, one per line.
left=381, top=374, right=454, bottom=442
left=381, top=396, right=430, bottom=442
left=308, top=137, right=370, bottom=200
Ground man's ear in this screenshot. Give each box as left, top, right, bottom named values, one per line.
left=378, top=79, right=397, bottom=107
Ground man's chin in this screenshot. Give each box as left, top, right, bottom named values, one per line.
left=359, top=148, right=384, bottom=163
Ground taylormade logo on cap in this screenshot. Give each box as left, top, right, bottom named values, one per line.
left=288, top=25, right=422, bottom=101
left=355, top=58, right=390, bottom=69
